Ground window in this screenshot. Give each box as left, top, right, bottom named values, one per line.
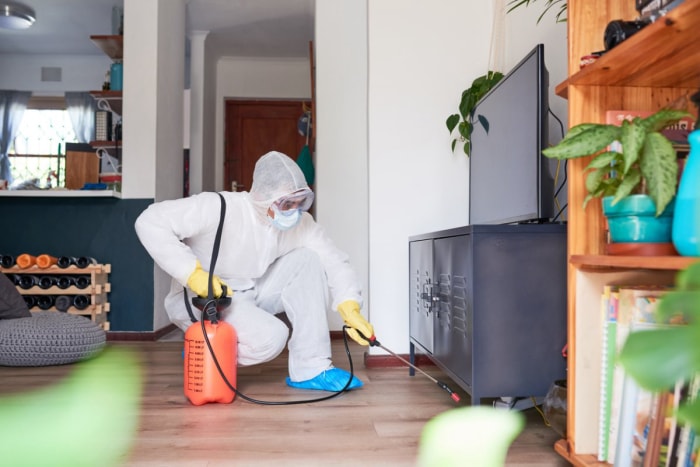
left=9, top=96, right=78, bottom=188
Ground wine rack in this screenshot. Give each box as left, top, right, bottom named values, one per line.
left=0, top=264, right=111, bottom=330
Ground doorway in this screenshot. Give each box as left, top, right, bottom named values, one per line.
left=224, top=100, right=310, bottom=193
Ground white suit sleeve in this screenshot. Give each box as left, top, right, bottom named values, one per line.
left=134, top=193, right=222, bottom=286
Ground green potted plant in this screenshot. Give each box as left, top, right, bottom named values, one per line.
left=541, top=108, right=692, bottom=244
left=446, top=71, right=504, bottom=157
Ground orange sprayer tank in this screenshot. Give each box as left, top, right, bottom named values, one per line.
left=184, top=319, right=237, bottom=405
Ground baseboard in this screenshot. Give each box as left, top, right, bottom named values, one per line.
left=107, top=323, right=178, bottom=341
left=364, top=352, right=435, bottom=369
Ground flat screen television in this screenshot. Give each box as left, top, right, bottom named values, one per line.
left=468, top=44, right=554, bottom=225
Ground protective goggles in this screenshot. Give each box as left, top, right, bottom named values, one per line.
left=274, top=189, right=315, bottom=212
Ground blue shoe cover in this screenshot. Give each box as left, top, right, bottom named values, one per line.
left=286, top=368, right=363, bottom=392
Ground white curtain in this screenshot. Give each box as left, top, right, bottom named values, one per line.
left=0, top=90, right=32, bottom=183
left=489, top=0, right=506, bottom=73
left=65, top=92, right=97, bottom=144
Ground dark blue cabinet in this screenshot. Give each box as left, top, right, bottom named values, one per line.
left=409, top=223, right=567, bottom=405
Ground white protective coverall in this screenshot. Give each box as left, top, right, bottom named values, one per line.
left=134, top=151, right=363, bottom=381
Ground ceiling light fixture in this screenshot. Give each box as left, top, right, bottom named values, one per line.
left=0, top=1, right=36, bottom=30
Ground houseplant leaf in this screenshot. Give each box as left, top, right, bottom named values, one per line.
left=447, top=71, right=503, bottom=157
left=618, top=325, right=700, bottom=391
left=477, top=114, right=490, bottom=133
left=677, top=397, right=700, bottom=429
left=458, top=121, right=472, bottom=140
left=541, top=124, right=620, bottom=159
left=446, top=114, right=460, bottom=133
left=639, top=132, right=678, bottom=215
left=655, top=291, right=700, bottom=323
left=585, top=167, right=606, bottom=194
left=561, top=123, right=599, bottom=142
left=611, top=169, right=641, bottom=204
left=619, top=119, right=645, bottom=174
left=676, top=262, right=700, bottom=289
left=584, top=151, right=619, bottom=170
left=640, top=109, right=694, bottom=133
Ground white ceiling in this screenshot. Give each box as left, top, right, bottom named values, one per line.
left=0, top=0, right=315, bottom=58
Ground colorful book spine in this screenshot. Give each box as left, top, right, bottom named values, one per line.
left=615, top=294, right=687, bottom=466
left=608, top=286, right=671, bottom=464
left=598, top=285, right=618, bottom=462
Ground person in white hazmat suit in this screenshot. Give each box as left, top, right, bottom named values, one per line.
left=134, top=151, right=374, bottom=391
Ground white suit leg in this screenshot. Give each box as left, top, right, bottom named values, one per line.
left=220, top=290, right=289, bottom=366
left=254, top=247, right=332, bottom=381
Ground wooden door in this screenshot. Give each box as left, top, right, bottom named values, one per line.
left=224, top=100, right=309, bottom=193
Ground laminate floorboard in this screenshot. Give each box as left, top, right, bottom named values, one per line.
left=0, top=337, right=570, bottom=466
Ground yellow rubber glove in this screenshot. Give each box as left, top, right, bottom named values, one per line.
left=337, top=300, right=374, bottom=346
left=186, top=260, right=230, bottom=298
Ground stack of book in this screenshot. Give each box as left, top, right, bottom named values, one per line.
left=597, top=283, right=699, bottom=466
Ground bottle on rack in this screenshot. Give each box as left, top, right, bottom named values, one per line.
left=56, top=276, right=75, bottom=289
left=57, top=256, right=76, bottom=268
left=75, top=257, right=97, bottom=268
left=74, top=275, right=91, bottom=289
left=38, top=275, right=56, bottom=290
left=5, top=273, right=20, bottom=285
left=0, top=254, right=15, bottom=268
left=55, top=295, right=72, bottom=312
left=18, top=275, right=38, bottom=290
left=16, top=254, right=37, bottom=269
left=36, top=254, right=58, bottom=268
left=23, top=295, right=37, bottom=309
left=36, top=295, right=55, bottom=310
left=73, top=295, right=90, bottom=310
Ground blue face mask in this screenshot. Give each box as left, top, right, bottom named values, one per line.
left=269, top=204, right=302, bottom=231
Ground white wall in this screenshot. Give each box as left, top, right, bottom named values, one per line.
left=214, top=57, right=311, bottom=192
left=315, top=0, right=369, bottom=330
left=123, top=0, right=186, bottom=330
left=365, top=0, right=568, bottom=354
left=0, top=54, right=110, bottom=93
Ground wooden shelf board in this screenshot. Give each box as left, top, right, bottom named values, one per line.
left=556, top=1, right=700, bottom=97
left=554, top=439, right=609, bottom=466
left=1, top=264, right=111, bottom=274
left=90, top=35, right=123, bottom=60
left=91, top=140, right=122, bottom=146
left=571, top=254, right=698, bottom=271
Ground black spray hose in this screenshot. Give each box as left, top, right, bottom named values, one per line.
left=356, top=330, right=461, bottom=403
left=196, top=311, right=356, bottom=405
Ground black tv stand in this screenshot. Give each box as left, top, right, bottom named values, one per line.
left=408, top=223, right=567, bottom=405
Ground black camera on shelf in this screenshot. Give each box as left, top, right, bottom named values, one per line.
left=603, top=18, right=651, bottom=50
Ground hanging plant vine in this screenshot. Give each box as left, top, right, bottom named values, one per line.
left=506, top=0, right=567, bottom=24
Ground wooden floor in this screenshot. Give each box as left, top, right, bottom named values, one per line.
left=0, top=338, right=570, bottom=466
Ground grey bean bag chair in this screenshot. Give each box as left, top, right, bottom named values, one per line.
left=0, top=272, right=106, bottom=366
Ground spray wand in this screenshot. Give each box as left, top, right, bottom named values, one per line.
left=356, top=331, right=461, bottom=403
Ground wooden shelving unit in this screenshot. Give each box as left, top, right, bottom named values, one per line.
left=1, top=264, right=111, bottom=330
left=89, top=34, right=123, bottom=188
left=557, top=1, right=700, bottom=465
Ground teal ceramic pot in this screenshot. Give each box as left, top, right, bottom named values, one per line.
left=603, top=194, right=675, bottom=243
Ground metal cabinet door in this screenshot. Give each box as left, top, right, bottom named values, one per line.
left=408, top=239, right=434, bottom=353
left=433, top=234, right=473, bottom=390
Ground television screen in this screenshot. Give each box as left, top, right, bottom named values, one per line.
left=468, top=44, right=554, bottom=225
